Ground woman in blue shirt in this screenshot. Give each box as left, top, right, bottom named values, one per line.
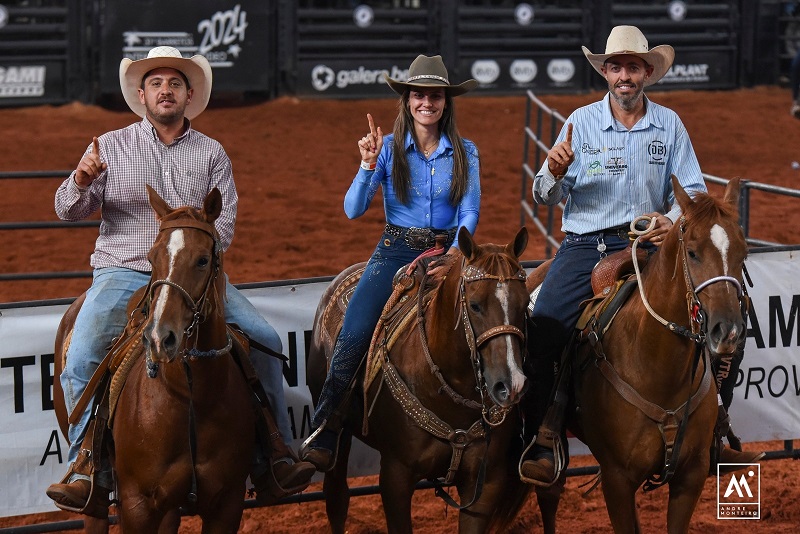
left=301, top=55, right=481, bottom=472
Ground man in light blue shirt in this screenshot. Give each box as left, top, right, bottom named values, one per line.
left=520, top=25, right=762, bottom=485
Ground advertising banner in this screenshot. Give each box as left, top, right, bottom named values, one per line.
left=0, top=248, right=798, bottom=517
left=99, top=1, right=274, bottom=96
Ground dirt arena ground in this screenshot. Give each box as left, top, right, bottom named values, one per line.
left=1, top=86, right=799, bottom=532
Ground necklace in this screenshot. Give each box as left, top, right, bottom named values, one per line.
left=421, top=140, right=438, bottom=156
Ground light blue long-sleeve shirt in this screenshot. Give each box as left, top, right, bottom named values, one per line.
left=533, top=93, right=706, bottom=234
left=344, top=131, right=481, bottom=249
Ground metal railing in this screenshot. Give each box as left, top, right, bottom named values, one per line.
left=520, top=90, right=800, bottom=257
left=0, top=170, right=96, bottom=282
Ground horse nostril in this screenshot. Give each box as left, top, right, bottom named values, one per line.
left=492, top=382, right=510, bottom=403
left=163, top=330, right=177, bottom=350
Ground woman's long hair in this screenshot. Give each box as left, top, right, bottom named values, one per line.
left=390, top=90, right=471, bottom=206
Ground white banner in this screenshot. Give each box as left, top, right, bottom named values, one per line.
left=0, top=248, right=798, bottom=517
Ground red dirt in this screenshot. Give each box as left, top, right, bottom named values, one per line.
left=1, top=86, right=799, bottom=532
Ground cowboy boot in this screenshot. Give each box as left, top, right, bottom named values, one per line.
left=46, top=421, right=113, bottom=518
left=251, top=398, right=316, bottom=504
left=299, top=420, right=344, bottom=473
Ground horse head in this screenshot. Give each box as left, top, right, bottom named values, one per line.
left=670, top=175, right=747, bottom=356
left=456, top=226, right=530, bottom=409
left=141, top=185, right=224, bottom=365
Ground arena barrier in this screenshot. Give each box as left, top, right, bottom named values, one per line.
left=0, top=246, right=799, bottom=525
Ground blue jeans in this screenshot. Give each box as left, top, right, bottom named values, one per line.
left=531, top=232, right=635, bottom=357
left=312, top=230, right=452, bottom=428
left=62, top=267, right=286, bottom=465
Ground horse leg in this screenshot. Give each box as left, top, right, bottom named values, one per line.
left=378, top=458, right=416, bottom=534
left=323, top=432, right=353, bottom=534
left=82, top=515, right=109, bottom=534
left=535, top=473, right=565, bottom=534
left=665, top=469, right=707, bottom=534
left=157, top=509, right=181, bottom=534
left=599, top=469, right=641, bottom=534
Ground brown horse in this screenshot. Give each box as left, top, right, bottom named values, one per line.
left=53, top=186, right=255, bottom=533
left=308, top=227, right=557, bottom=533
left=533, top=177, right=747, bottom=533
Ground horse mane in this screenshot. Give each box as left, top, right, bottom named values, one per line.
left=682, top=190, right=736, bottom=229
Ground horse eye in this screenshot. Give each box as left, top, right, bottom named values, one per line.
left=687, top=250, right=697, bottom=260
left=469, top=302, right=482, bottom=313
left=197, top=256, right=210, bottom=268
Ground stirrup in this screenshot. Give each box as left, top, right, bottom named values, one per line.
left=299, top=423, right=343, bottom=472
left=51, top=472, right=112, bottom=519
left=518, top=432, right=565, bottom=488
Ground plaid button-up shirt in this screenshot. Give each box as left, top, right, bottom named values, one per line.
left=55, top=118, right=237, bottom=272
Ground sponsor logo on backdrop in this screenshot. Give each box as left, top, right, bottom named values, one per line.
left=660, top=63, right=710, bottom=84
left=510, top=59, right=537, bottom=84
left=471, top=60, right=500, bottom=85
left=547, top=59, right=575, bottom=84
left=717, top=464, right=760, bottom=519
left=310, top=64, right=408, bottom=92
left=121, top=4, right=248, bottom=68
left=514, top=3, right=534, bottom=25
left=0, top=65, right=46, bottom=97
left=353, top=4, right=374, bottom=28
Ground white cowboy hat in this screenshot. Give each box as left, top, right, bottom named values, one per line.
left=581, top=25, right=674, bottom=87
left=119, top=46, right=212, bottom=120
left=384, top=54, right=477, bottom=96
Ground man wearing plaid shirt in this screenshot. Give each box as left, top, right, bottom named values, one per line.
left=46, top=46, right=314, bottom=512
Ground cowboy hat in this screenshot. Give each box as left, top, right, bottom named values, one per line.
left=119, top=46, right=212, bottom=120
left=384, top=55, right=477, bottom=96
left=581, top=25, right=674, bottom=86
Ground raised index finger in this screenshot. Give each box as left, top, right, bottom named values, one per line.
left=367, top=113, right=377, bottom=137
left=92, top=136, right=100, bottom=157
left=565, top=123, right=573, bottom=146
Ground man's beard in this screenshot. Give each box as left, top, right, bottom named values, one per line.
left=610, top=82, right=644, bottom=111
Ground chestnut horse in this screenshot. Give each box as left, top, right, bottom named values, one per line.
left=53, top=186, right=255, bottom=533
left=532, top=177, right=747, bottom=533
left=307, top=227, right=558, bottom=533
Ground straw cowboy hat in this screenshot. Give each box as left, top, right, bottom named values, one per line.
left=384, top=54, right=477, bottom=96
left=582, top=25, right=674, bottom=86
left=119, top=46, right=212, bottom=120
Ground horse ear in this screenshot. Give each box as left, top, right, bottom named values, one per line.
left=204, top=188, right=223, bottom=223
left=458, top=227, right=477, bottom=260
left=506, top=227, right=528, bottom=259
left=146, top=184, right=172, bottom=220
left=723, top=177, right=741, bottom=213
left=671, top=174, right=693, bottom=213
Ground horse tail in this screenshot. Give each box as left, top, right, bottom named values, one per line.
left=486, top=434, right=534, bottom=532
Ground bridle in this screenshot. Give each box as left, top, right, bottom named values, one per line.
left=631, top=215, right=745, bottom=343
left=457, top=260, right=528, bottom=426
left=144, top=217, right=232, bottom=378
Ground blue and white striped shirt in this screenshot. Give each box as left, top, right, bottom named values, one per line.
left=533, top=93, right=706, bottom=234
left=344, top=131, right=480, bottom=249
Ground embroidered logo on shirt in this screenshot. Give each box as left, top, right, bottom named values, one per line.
left=648, top=140, right=667, bottom=165
left=581, top=143, right=601, bottom=155
left=606, top=156, right=627, bottom=175
left=587, top=160, right=603, bottom=176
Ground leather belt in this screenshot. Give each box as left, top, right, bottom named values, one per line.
left=384, top=223, right=457, bottom=251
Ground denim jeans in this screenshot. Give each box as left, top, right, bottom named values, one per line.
left=61, top=267, right=286, bottom=465
left=312, top=230, right=453, bottom=428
